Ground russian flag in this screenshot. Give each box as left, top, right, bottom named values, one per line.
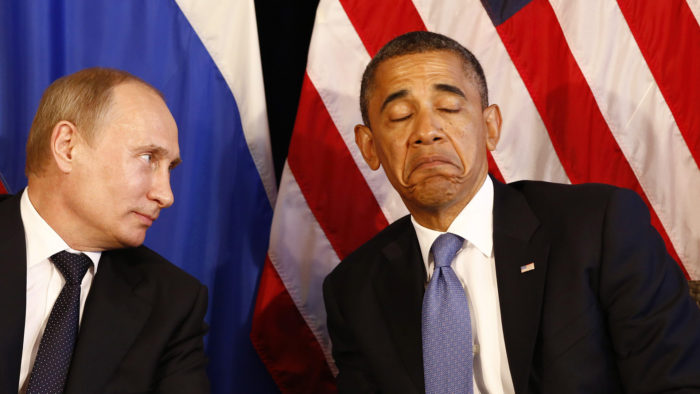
left=0, top=1, right=278, bottom=392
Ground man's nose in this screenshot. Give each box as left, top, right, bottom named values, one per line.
left=411, top=109, right=445, bottom=146
left=148, top=169, right=175, bottom=209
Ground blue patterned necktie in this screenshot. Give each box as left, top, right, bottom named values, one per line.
left=422, top=233, right=473, bottom=394
left=27, top=251, right=92, bottom=394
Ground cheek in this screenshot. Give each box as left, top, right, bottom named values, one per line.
left=102, top=160, right=153, bottom=198
left=453, top=121, right=487, bottom=155
left=380, top=142, right=409, bottom=172
left=128, top=166, right=154, bottom=192
left=455, top=139, right=477, bottom=159
left=456, top=139, right=488, bottom=175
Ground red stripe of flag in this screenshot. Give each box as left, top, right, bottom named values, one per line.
left=288, top=73, right=389, bottom=259
left=617, top=0, right=700, bottom=170
left=251, top=257, right=337, bottom=393
left=339, top=0, right=426, bottom=56
left=496, top=0, right=688, bottom=277
left=0, top=172, right=7, bottom=194
left=253, top=73, right=391, bottom=392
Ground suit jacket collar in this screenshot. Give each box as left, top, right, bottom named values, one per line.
left=0, top=194, right=27, bottom=393
left=371, top=179, right=550, bottom=394
left=492, top=179, right=549, bottom=393
left=372, top=216, right=426, bottom=392
left=65, top=248, right=153, bottom=394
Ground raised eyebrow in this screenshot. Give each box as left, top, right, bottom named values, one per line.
left=434, top=83, right=466, bottom=99
left=380, top=89, right=409, bottom=113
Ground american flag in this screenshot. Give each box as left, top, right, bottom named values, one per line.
left=251, top=0, right=700, bottom=392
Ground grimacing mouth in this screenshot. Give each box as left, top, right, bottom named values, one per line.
left=404, top=172, right=467, bottom=194
left=402, top=148, right=467, bottom=185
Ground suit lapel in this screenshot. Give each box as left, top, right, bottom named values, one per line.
left=372, top=217, right=426, bottom=392
left=65, top=249, right=152, bottom=394
left=0, top=194, right=27, bottom=393
left=492, top=180, right=549, bottom=393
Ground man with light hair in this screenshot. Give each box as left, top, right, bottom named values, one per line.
left=0, top=67, right=209, bottom=393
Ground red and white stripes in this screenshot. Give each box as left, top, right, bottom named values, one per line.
left=252, top=1, right=700, bottom=391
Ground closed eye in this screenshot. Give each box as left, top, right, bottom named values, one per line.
left=390, top=114, right=413, bottom=122
left=439, top=107, right=460, bottom=113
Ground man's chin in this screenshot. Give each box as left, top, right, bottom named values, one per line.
left=116, top=231, right=147, bottom=249
left=404, top=180, right=462, bottom=209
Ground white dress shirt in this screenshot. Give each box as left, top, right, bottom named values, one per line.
left=411, top=177, right=515, bottom=394
left=18, top=188, right=101, bottom=392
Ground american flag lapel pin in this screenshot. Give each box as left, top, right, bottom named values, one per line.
left=520, top=262, right=535, bottom=273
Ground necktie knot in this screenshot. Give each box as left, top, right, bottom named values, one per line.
left=50, top=251, right=92, bottom=285
left=431, top=233, right=464, bottom=268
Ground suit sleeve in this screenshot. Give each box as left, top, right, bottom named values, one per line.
left=155, top=283, right=210, bottom=394
left=599, top=188, right=700, bottom=391
left=323, top=274, right=379, bottom=393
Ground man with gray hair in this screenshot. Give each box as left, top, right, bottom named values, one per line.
left=324, top=31, right=700, bottom=393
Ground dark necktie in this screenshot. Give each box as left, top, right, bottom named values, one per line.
left=422, top=233, right=473, bottom=394
left=27, top=251, right=92, bottom=394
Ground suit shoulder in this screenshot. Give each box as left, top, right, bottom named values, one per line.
left=0, top=192, right=21, bottom=214
left=108, top=246, right=204, bottom=290
left=507, top=179, right=639, bottom=214
left=509, top=179, right=619, bottom=198
left=326, top=215, right=413, bottom=283
left=501, top=180, right=650, bottom=250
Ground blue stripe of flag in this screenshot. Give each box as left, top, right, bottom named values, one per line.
left=480, top=0, right=532, bottom=26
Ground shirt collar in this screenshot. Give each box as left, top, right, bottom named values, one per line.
left=20, top=188, right=101, bottom=270
left=411, top=176, right=494, bottom=268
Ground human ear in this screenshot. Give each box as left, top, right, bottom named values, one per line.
left=355, top=124, right=380, bottom=170
left=483, top=104, right=502, bottom=151
left=51, top=121, right=80, bottom=173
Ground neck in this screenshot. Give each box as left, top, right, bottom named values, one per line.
left=407, top=173, right=487, bottom=232
left=409, top=199, right=467, bottom=232
left=27, top=177, right=102, bottom=252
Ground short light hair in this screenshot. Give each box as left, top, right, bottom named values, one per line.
left=25, top=67, right=161, bottom=176
left=359, top=31, right=489, bottom=127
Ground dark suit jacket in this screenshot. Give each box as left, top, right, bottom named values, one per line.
left=0, top=193, right=209, bottom=393
left=323, top=179, right=700, bottom=393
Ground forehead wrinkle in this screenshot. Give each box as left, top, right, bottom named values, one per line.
left=380, top=89, right=408, bottom=113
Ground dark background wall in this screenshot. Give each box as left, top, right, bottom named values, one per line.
left=255, top=0, right=320, bottom=186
